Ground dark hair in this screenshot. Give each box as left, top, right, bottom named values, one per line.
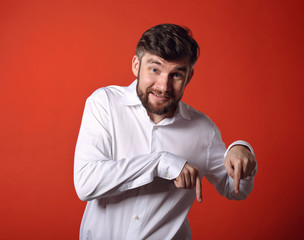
left=136, top=24, right=200, bottom=67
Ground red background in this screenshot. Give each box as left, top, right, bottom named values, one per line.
left=1, top=0, right=303, bottom=239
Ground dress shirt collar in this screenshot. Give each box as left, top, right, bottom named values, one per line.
left=120, top=80, right=191, bottom=121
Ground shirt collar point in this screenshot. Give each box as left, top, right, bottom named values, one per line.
left=178, top=102, right=192, bottom=120
left=120, top=80, right=141, bottom=106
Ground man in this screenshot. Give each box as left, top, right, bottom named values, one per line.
left=74, top=24, right=257, bottom=240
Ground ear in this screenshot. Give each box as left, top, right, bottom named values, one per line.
left=186, top=69, right=194, bottom=86
left=132, top=55, right=140, bottom=77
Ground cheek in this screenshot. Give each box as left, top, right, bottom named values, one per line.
left=173, top=83, right=186, bottom=97
left=139, top=72, right=156, bottom=87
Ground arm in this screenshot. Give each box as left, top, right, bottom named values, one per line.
left=74, top=92, right=186, bottom=201
left=224, top=143, right=257, bottom=194
left=205, top=126, right=256, bottom=200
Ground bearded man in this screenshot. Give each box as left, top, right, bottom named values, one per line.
left=74, top=23, right=257, bottom=240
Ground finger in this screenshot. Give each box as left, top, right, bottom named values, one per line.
left=233, top=161, right=241, bottom=194
left=245, top=156, right=256, bottom=177
left=191, top=170, right=196, bottom=189
left=174, top=179, right=179, bottom=188
left=184, top=171, right=191, bottom=188
left=242, top=158, right=249, bottom=178
left=174, top=176, right=182, bottom=188
left=175, top=173, right=185, bottom=188
left=224, top=158, right=234, bottom=178
left=196, top=176, right=202, bottom=203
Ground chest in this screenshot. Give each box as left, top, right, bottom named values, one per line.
left=109, top=104, right=213, bottom=170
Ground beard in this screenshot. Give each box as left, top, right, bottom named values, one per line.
left=136, top=78, right=181, bottom=116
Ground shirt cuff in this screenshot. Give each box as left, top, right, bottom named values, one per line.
left=157, top=152, right=187, bottom=180
left=224, top=140, right=255, bottom=158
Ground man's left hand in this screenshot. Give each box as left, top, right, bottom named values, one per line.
left=224, top=145, right=256, bottom=194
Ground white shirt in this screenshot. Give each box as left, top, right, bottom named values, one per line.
left=74, top=80, right=255, bottom=240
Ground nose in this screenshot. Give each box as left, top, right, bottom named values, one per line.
left=155, top=74, right=172, bottom=92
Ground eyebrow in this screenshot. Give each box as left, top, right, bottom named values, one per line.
left=146, top=58, right=188, bottom=72
left=146, top=58, right=162, bottom=65
left=176, top=66, right=187, bottom=72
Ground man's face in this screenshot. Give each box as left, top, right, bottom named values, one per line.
left=132, top=52, right=194, bottom=119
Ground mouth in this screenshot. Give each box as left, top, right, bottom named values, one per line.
left=150, top=91, right=170, bottom=101
left=151, top=91, right=165, bottom=97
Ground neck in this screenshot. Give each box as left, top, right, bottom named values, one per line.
left=147, top=110, right=175, bottom=124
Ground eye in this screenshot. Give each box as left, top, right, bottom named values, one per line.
left=172, top=72, right=184, bottom=79
left=151, top=68, right=158, bottom=73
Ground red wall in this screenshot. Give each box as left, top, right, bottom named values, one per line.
left=1, top=0, right=303, bottom=239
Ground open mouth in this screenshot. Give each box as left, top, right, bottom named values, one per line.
left=150, top=90, right=171, bottom=98
left=150, top=91, right=170, bottom=101
left=151, top=91, right=163, bottom=97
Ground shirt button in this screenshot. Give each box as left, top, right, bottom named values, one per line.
left=135, top=216, right=140, bottom=220
left=154, top=126, right=158, bottom=130
left=166, top=173, right=171, bottom=178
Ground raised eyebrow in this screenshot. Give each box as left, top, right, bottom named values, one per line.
left=176, top=66, right=187, bottom=72
left=146, top=58, right=187, bottom=72
left=146, top=58, right=162, bottom=65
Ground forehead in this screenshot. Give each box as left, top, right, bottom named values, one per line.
left=141, top=52, right=191, bottom=70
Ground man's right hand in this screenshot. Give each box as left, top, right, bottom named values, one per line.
left=174, top=163, right=202, bottom=203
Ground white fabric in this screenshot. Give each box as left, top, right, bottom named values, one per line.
left=74, top=80, right=255, bottom=240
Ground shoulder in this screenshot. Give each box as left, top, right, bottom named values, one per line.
left=177, top=102, right=224, bottom=148
left=90, top=85, right=126, bottom=100
left=179, top=101, right=221, bottom=138
left=181, top=101, right=216, bottom=127
left=85, top=84, right=129, bottom=107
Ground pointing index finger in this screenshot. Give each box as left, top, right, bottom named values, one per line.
left=196, top=176, right=202, bottom=202
left=234, top=162, right=241, bottom=194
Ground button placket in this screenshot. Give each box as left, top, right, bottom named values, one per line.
left=126, top=190, right=147, bottom=239
left=126, top=123, right=155, bottom=239
left=151, top=125, right=161, bottom=153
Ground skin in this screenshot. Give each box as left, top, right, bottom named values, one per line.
left=224, top=145, right=256, bottom=194
left=132, top=52, right=194, bottom=124
left=132, top=52, right=256, bottom=203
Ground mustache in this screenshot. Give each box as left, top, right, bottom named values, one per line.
left=147, top=88, right=175, bottom=98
